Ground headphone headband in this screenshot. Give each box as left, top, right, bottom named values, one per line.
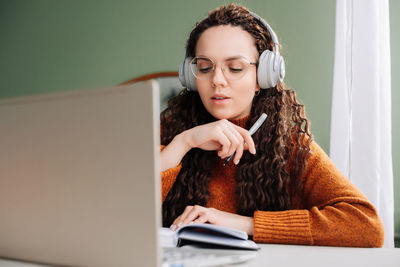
left=248, top=11, right=280, bottom=52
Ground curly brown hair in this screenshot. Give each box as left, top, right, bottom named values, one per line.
left=161, top=4, right=312, bottom=227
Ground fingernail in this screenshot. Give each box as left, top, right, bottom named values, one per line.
left=235, top=159, right=240, bottom=165
left=252, top=148, right=256, bottom=154
left=170, top=224, right=177, bottom=231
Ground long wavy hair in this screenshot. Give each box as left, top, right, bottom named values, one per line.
left=161, top=4, right=312, bottom=227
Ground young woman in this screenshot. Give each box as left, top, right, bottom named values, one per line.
left=160, top=4, right=384, bottom=247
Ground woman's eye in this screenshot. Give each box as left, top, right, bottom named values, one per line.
left=199, top=67, right=212, bottom=73
left=229, top=67, right=243, bottom=73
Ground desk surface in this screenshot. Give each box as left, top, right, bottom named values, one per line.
left=245, top=244, right=400, bottom=266
left=1, top=244, right=399, bottom=267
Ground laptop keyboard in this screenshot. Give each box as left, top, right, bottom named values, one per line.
left=162, top=246, right=257, bottom=267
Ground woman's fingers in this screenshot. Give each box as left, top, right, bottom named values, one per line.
left=193, top=215, right=209, bottom=224
left=170, top=215, right=183, bottom=231
left=214, top=130, right=232, bottom=157
left=169, top=206, right=255, bottom=235
left=218, top=128, right=241, bottom=158
left=218, top=123, right=255, bottom=164
left=232, top=140, right=244, bottom=164
left=170, top=205, right=194, bottom=229
left=183, top=205, right=207, bottom=225
left=220, top=126, right=244, bottom=164
left=187, top=119, right=255, bottom=163
left=170, top=205, right=214, bottom=230
left=234, top=125, right=256, bottom=155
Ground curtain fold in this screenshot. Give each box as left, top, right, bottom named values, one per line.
left=330, top=0, right=394, bottom=247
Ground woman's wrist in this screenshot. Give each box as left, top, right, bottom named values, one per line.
left=176, top=130, right=193, bottom=154
left=160, top=131, right=192, bottom=172
left=245, top=216, right=254, bottom=236
left=237, top=215, right=254, bottom=236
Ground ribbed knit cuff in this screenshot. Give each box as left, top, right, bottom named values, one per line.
left=161, top=163, right=181, bottom=184
left=161, top=163, right=181, bottom=202
left=253, top=210, right=314, bottom=245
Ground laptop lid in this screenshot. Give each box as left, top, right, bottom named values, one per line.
left=0, top=81, right=161, bottom=267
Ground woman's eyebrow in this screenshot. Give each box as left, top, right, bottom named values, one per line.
left=196, top=55, right=250, bottom=61
left=195, top=55, right=212, bottom=60
left=225, top=56, right=258, bottom=63
left=225, top=56, right=245, bottom=61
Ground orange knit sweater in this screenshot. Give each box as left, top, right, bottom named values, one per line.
left=161, top=118, right=384, bottom=247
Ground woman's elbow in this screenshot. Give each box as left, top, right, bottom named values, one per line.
left=367, top=216, right=385, bottom=247
left=359, top=207, right=385, bottom=247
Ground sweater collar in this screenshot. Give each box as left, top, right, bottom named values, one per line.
left=228, top=114, right=250, bottom=128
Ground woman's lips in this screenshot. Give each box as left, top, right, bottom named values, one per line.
left=211, top=95, right=230, bottom=103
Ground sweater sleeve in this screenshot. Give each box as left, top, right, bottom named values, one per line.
left=160, top=145, right=181, bottom=202
left=253, top=141, right=384, bottom=247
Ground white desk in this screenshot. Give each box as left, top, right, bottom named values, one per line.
left=245, top=244, right=400, bottom=266
left=1, top=244, right=399, bottom=267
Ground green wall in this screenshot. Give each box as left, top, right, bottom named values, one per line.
left=0, top=0, right=398, bottom=246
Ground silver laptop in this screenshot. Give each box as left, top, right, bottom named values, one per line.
left=0, top=81, right=161, bottom=267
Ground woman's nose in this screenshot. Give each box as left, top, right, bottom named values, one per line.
left=211, top=65, right=228, bottom=87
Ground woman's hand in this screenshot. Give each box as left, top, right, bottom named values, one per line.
left=170, top=205, right=254, bottom=236
left=184, top=119, right=256, bottom=160
left=161, top=119, right=256, bottom=171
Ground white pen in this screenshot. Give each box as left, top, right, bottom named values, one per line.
left=223, top=113, right=267, bottom=166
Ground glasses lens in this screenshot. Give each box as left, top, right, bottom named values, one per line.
left=223, top=59, right=249, bottom=80
left=190, top=57, right=256, bottom=80
left=190, top=58, right=213, bottom=79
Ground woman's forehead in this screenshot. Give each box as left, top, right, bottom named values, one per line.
left=195, top=25, right=259, bottom=61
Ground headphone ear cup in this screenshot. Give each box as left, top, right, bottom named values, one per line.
left=257, top=50, right=285, bottom=89
left=179, top=57, right=197, bottom=91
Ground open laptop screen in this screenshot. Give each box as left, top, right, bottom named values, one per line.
left=0, top=81, right=161, bottom=267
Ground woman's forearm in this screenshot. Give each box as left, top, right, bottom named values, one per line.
left=160, top=132, right=191, bottom=172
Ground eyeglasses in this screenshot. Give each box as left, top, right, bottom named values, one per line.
left=189, top=56, right=257, bottom=81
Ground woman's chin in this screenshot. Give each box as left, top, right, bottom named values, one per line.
left=209, top=111, right=231, bottom=120
left=210, top=111, right=241, bottom=121
left=206, top=105, right=250, bottom=120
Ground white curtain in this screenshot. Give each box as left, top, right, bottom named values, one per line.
left=330, top=0, right=394, bottom=247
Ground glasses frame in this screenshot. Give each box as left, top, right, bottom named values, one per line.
left=189, top=56, right=258, bottom=81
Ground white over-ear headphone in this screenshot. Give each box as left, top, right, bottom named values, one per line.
left=179, top=11, right=285, bottom=91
